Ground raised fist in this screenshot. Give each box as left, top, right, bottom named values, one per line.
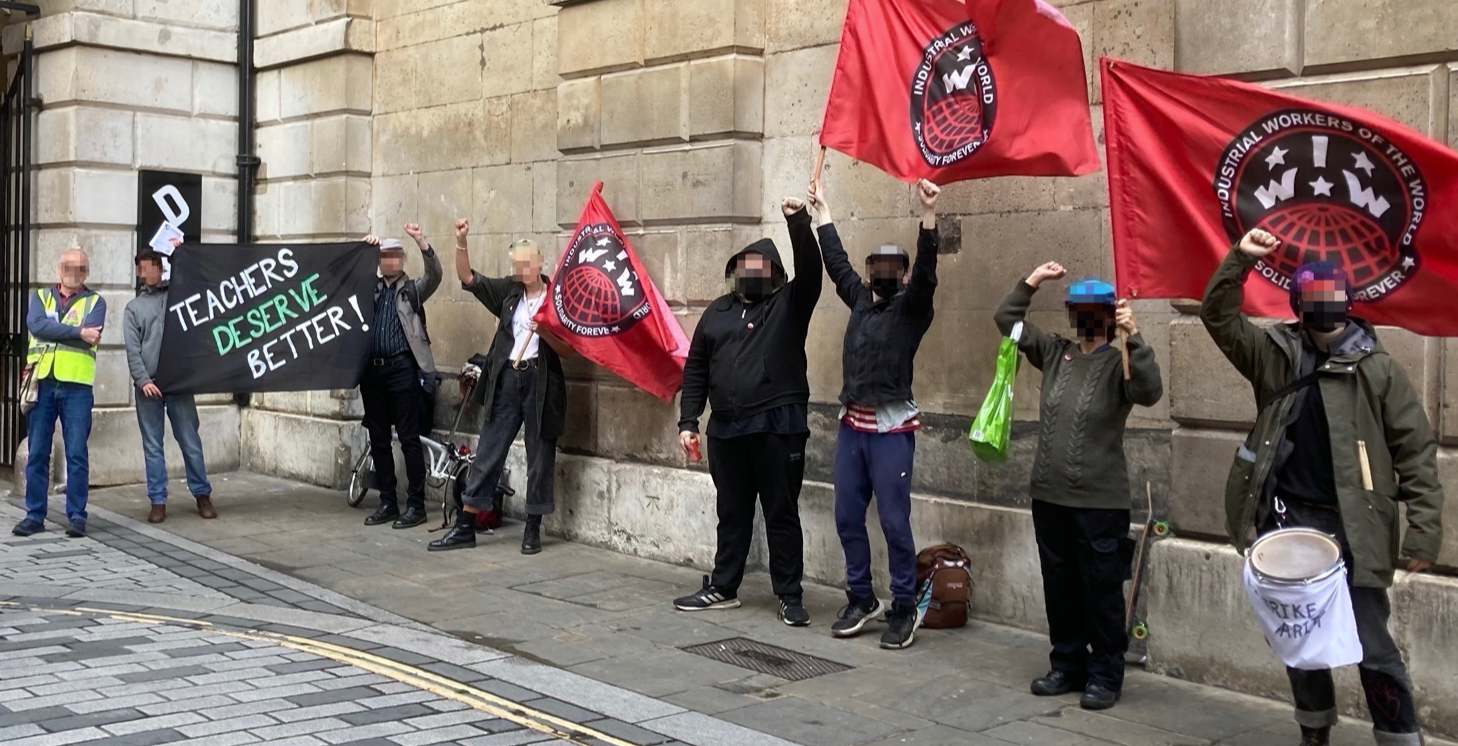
left=1238, top=228, right=1280, bottom=258
left=1026, top=261, right=1067, bottom=289
left=782, top=197, right=805, bottom=216
left=917, top=179, right=940, bottom=210
left=404, top=223, right=424, bottom=241
left=455, top=219, right=470, bottom=242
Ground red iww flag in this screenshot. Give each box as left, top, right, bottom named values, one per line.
left=533, top=183, right=689, bottom=401
left=1104, top=59, right=1458, bottom=336
left=818, top=0, right=1099, bottom=183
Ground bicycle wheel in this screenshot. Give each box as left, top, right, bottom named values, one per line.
left=347, top=451, right=374, bottom=508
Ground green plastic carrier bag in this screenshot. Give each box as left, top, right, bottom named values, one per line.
left=969, top=321, right=1021, bottom=463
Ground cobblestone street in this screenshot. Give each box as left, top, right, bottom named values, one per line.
left=1, top=475, right=1452, bottom=746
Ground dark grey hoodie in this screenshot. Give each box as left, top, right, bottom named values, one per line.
left=124, top=282, right=168, bottom=387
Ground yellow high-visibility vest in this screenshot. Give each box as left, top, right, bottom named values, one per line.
left=28, top=288, right=99, bottom=385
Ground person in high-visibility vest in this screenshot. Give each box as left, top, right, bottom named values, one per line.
left=13, top=248, right=107, bottom=539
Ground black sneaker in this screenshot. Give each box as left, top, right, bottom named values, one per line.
left=11, top=518, right=43, bottom=536
left=365, top=503, right=400, bottom=526
left=830, top=593, right=885, bottom=638
left=778, top=596, right=810, bottom=627
left=673, top=576, right=740, bottom=611
left=65, top=519, right=86, bottom=538
left=879, top=600, right=918, bottom=649
left=1299, top=726, right=1331, bottom=746
left=1031, top=670, right=1085, bottom=696
left=392, top=506, right=427, bottom=529
left=1080, top=683, right=1120, bottom=710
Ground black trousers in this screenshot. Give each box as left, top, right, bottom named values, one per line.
left=1031, top=500, right=1132, bottom=691
left=706, top=432, right=808, bottom=598
left=1262, top=502, right=1419, bottom=738
left=360, top=354, right=426, bottom=511
left=462, top=363, right=556, bottom=515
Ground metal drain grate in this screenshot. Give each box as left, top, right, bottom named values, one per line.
left=680, top=637, right=852, bottom=681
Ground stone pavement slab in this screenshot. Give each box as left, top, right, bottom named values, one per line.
left=46, top=472, right=1457, bottom=746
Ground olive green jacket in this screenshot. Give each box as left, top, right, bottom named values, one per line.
left=1200, top=247, right=1443, bottom=588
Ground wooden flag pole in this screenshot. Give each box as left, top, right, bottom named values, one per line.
left=1119, top=329, right=1131, bottom=380
left=810, top=145, right=827, bottom=190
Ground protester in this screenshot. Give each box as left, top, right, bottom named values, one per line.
left=13, top=249, right=107, bottom=538
left=994, top=263, right=1163, bottom=710
left=672, top=197, right=823, bottom=627
left=810, top=178, right=940, bottom=649
left=359, top=224, right=443, bottom=530
left=124, top=242, right=214, bottom=523
left=430, top=220, right=574, bottom=554
left=1201, top=228, right=1442, bottom=746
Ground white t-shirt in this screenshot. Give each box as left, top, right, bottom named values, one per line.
left=511, top=291, right=546, bottom=361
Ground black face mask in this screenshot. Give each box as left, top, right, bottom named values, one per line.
left=870, top=277, right=901, bottom=300
left=1301, top=301, right=1347, bottom=333
left=737, top=275, right=773, bottom=301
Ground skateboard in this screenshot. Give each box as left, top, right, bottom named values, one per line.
left=1126, top=482, right=1171, bottom=646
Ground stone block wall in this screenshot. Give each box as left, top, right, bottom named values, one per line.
left=2, top=1, right=242, bottom=487
left=11, top=0, right=1458, bottom=732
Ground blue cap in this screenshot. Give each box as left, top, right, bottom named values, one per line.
left=1065, top=277, right=1115, bottom=306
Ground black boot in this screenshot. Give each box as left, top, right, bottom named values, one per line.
left=428, top=510, right=476, bottom=552
left=521, top=514, right=542, bottom=555
left=1298, top=726, right=1331, bottom=746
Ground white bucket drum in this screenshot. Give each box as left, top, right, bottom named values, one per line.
left=1242, top=528, right=1363, bottom=670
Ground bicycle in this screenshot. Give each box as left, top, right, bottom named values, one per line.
left=345, top=374, right=512, bottom=531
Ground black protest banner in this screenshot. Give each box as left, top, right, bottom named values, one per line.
left=154, top=242, right=378, bottom=394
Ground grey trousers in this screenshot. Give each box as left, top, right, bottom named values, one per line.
left=461, top=363, right=556, bottom=516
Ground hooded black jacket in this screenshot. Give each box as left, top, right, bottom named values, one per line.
left=820, top=222, right=937, bottom=407
left=678, top=208, right=823, bottom=433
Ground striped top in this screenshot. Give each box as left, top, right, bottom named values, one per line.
left=840, top=402, right=921, bottom=433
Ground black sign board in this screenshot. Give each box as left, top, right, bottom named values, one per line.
left=136, top=170, right=202, bottom=276
left=153, top=242, right=378, bottom=394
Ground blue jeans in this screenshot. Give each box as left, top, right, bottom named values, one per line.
left=25, top=379, right=94, bottom=525
left=832, top=423, right=918, bottom=605
left=136, top=393, right=211, bottom=504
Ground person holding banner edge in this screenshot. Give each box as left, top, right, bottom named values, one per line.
left=430, top=219, right=574, bottom=555
left=359, top=224, right=443, bottom=530
left=673, top=197, right=822, bottom=627
left=1202, top=228, right=1441, bottom=746
left=13, top=249, right=106, bottom=538
left=125, top=241, right=215, bottom=524
left=810, top=177, right=941, bottom=650
left=994, top=261, right=1163, bottom=711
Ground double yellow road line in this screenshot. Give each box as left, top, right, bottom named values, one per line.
left=0, top=602, right=636, bottom=746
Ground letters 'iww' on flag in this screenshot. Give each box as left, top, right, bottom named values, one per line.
left=533, top=182, right=689, bottom=401
left=818, top=0, right=1099, bottom=184
left=1103, top=59, right=1458, bottom=336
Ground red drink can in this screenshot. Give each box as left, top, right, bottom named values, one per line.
left=688, top=439, right=702, bottom=463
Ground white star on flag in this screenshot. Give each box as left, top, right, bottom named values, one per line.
left=1402, top=256, right=1416, bottom=270
left=1265, top=146, right=1289, bottom=169
left=957, top=46, right=973, bottom=62
left=1310, top=176, right=1334, bottom=196
left=603, top=261, right=616, bottom=272
left=1353, top=151, right=1376, bottom=176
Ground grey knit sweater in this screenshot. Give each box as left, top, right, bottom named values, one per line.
left=993, top=281, right=1164, bottom=510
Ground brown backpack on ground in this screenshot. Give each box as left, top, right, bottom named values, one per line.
left=915, top=544, right=973, bottom=629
